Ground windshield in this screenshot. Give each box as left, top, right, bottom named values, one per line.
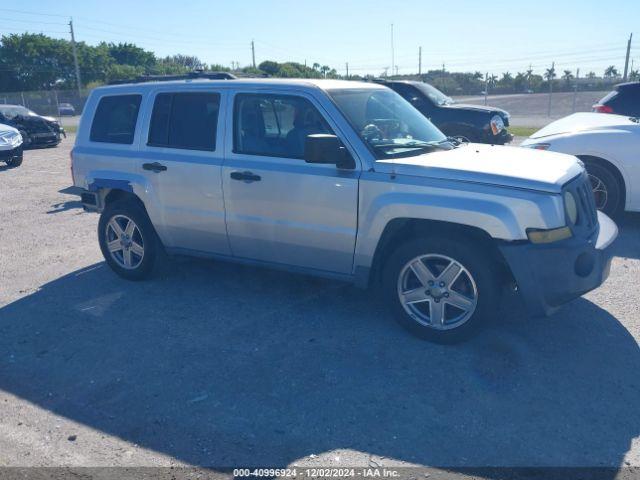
left=327, top=88, right=448, bottom=159
left=413, top=83, right=453, bottom=106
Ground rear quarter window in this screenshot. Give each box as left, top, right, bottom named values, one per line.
left=90, top=94, right=142, bottom=144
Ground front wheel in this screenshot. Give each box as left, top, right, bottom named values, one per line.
left=5, top=150, right=23, bottom=168
left=383, top=236, right=499, bottom=343
left=98, top=200, right=160, bottom=280
left=583, top=161, right=623, bottom=217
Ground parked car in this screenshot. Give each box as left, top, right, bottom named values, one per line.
left=0, top=104, right=64, bottom=148
left=58, top=102, right=76, bottom=116
left=378, top=80, right=513, bottom=144
left=592, top=82, right=640, bottom=117
left=521, top=112, right=640, bottom=217
left=0, top=123, right=23, bottom=167
left=71, top=76, right=616, bottom=342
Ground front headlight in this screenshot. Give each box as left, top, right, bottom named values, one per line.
left=490, top=115, right=504, bottom=135
left=564, top=191, right=578, bottom=224
left=0, top=132, right=22, bottom=147
left=527, top=226, right=573, bottom=244
left=524, top=143, right=550, bottom=150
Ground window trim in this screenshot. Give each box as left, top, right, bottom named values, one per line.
left=89, top=93, right=142, bottom=145
left=146, top=91, right=221, bottom=152
left=232, top=92, right=335, bottom=160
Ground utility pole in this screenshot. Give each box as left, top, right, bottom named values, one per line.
left=528, top=63, right=532, bottom=91
left=484, top=72, right=488, bottom=106
left=251, top=40, right=256, bottom=69
left=345, top=62, right=349, bottom=79
left=572, top=68, right=580, bottom=113
left=69, top=18, right=82, bottom=98
left=390, top=24, right=395, bottom=79
left=623, top=33, right=633, bottom=81
left=547, top=61, right=554, bottom=117
left=418, top=46, right=422, bottom=76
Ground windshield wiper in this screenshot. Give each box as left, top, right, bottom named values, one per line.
left=371, top=141, right=449, bottom=151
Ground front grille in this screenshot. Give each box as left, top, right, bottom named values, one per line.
left=564, top=173, right=598, bottom=236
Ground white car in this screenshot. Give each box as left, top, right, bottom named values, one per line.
left=0, top=123, right=23, bottom=168
left=521, top=113, right=640, bottom=216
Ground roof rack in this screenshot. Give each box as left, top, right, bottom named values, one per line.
left=109, top=70, right=237, bottom=85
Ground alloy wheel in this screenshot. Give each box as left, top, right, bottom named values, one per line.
left=588, top=173, right=608, bottom=210
left=397, top=254, right=478, bottom=330
left=105, top=214, right=145, bottom=269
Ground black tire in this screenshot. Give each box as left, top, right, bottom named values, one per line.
left=98, top=199, right=161, bottom=280
left=5, top=150, right=23, bottom=168
left=383, top=236, right=499, bottom=343
left=18, top=130, right=31, bottom=149
left=583, top=161, right=624, bottom=217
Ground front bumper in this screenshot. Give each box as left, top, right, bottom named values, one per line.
left=30, top=131, right=61, bottom=147
left=0, top=144, right=23, bottom=162
left=499, top=211, right=618, bottom=316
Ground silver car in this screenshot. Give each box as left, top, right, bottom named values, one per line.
left=71, top=76, right=617, bottom=343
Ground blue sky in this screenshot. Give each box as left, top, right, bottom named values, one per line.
left=2, top=0, right=639, bottom=77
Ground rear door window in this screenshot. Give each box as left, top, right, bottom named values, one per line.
left=90, top=94, right=141, bottom=144
left=148, top=92, right=220, bottom=151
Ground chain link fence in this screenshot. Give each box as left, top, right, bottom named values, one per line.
left=0, top=89, right=89, bottom=118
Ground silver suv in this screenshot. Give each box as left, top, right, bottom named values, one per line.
left=71, top=76, right=618, bottom=342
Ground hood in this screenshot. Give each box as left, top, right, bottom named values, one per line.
left=530, top=112, right=638, bottom=139
left=378, top=144, right=582, bottom=193
left=0, top=123, right=19, bottom=135
left=41, top=115, right=58, bottom=123
left=443, top=103, right=509, bottom=117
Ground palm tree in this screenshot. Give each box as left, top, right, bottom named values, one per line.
left=586, top=71, right=597, bottom=79
left=562, top=70, right=574, bottom=88
left=312, top=63, right=320, bottom=71
left=604, top=65, right=618, bottom=78
left=544, top=66, right=556, bottom=81
left=320, top=65, right=330, bottom=78
left=630, top=69, right=640, bottom=81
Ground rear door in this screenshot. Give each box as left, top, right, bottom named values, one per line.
left=221, top=90, right=360, bottom=274
left=137, top=89, right=230, bottom=254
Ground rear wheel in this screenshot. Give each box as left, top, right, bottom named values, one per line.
left=583, top=160, right=623, bottom=217
left=383, top=236, right=499, bottom=343
left=98, top=200, right=160, bottom=280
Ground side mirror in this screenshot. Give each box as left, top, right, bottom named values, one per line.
left=304, top=134, right=355, bottom=169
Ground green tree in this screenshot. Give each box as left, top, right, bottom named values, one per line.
left=258, top=60, right=280, bottom=76
left=0, top=33, right=75, bottom=90
left=604, top=65, right=618, bottom=78
left=105, top=42, right=155, bottom=69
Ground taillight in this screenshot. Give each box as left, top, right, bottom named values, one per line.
left=593, top=104, right=614, bottom=114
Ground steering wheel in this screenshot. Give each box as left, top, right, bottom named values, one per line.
left=362, top=123, right=384, bottom=141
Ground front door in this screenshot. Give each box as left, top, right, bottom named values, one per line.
left=221, top=92, right=359, bottom=274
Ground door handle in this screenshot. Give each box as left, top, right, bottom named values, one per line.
left=230, top=171, right=261, bottom=182
left=143, top=162, right=167, bottom=173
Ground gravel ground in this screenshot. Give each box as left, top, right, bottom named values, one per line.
left=0, top=137, right=639, bottom=473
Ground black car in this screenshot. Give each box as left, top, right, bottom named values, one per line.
left=0, top=105, right=65, bottom=148
left=593, top=82, right=640, bottom=117
left=380, top=80, right=513, bottom=144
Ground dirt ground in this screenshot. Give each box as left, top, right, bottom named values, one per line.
left=0, top=136, right=639, bottom=474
